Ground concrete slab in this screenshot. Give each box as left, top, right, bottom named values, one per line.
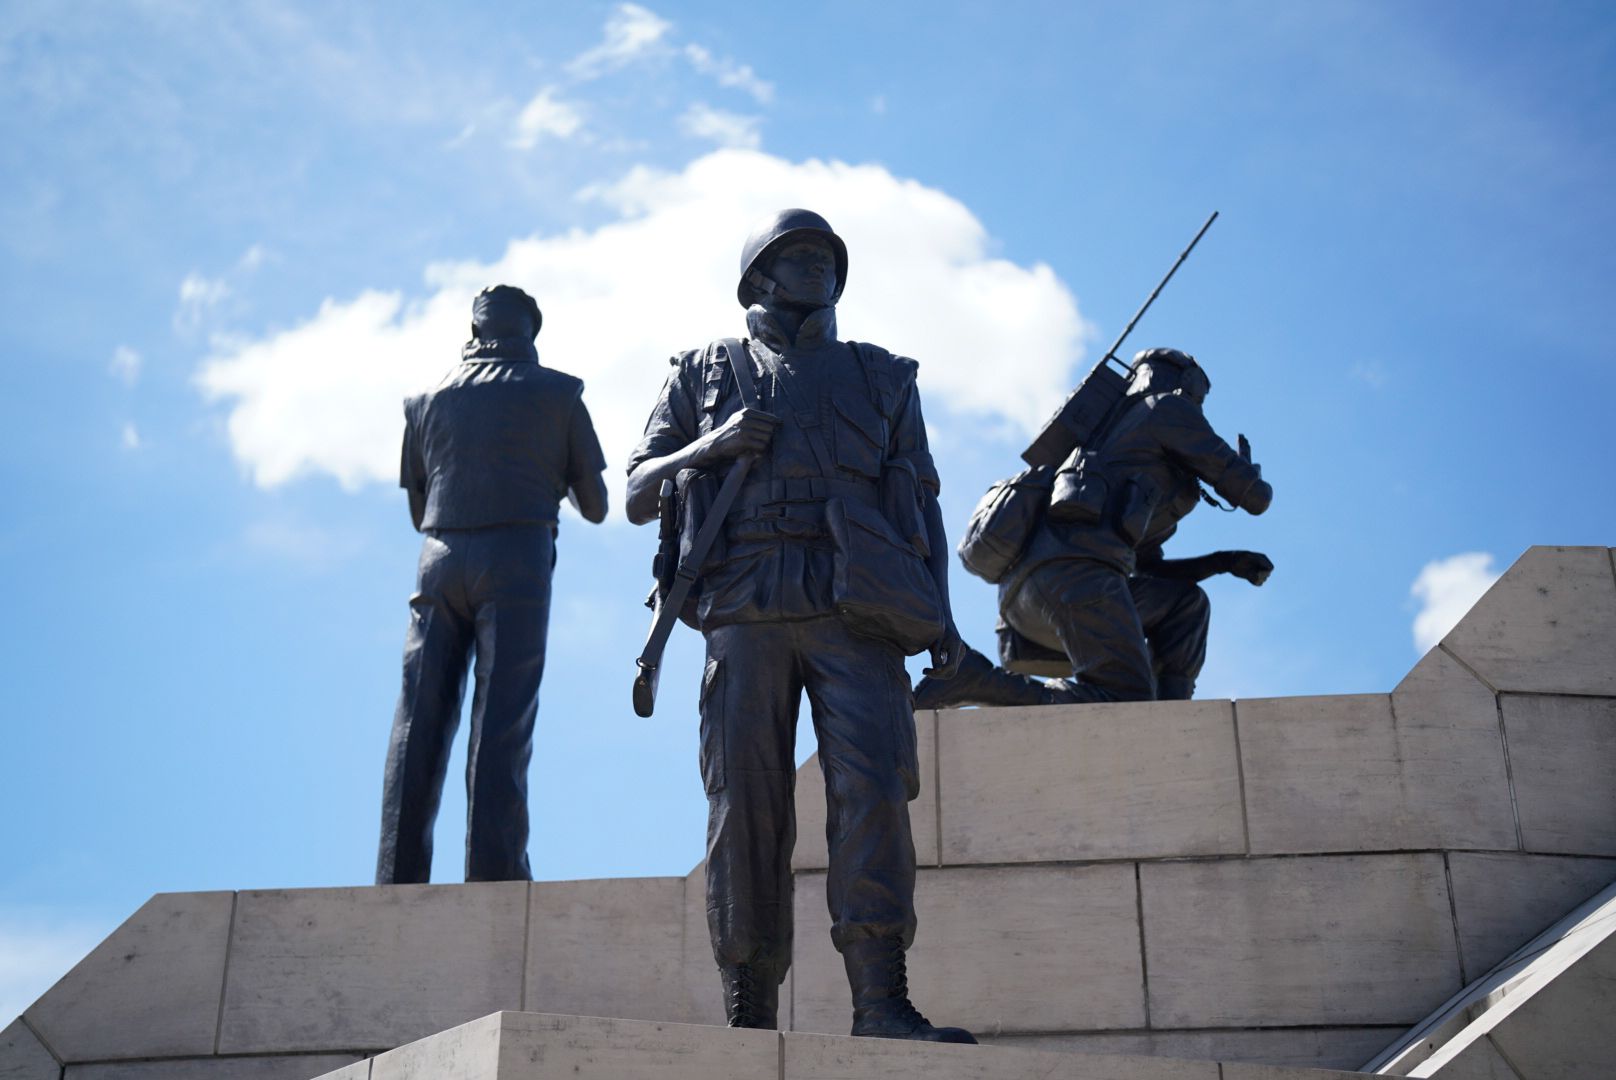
left=783, top=1030, right=1215, bottom=1079
left=936, top=699, right=1245, bottom=864
left=525, top=876, right=695, bottom=1024
left=25, top=891, right=234, bottom=1062
left=218, top=882, right=526, bottom=1054
left=0, top=1019, right=58, bottom=1080
left=1447, top=852, right=1616, bottom=978
left=1441, top=546, right=1616, bottom=696
left=1418, top=1038, right=1520, bottom=1079
left=1219, top=1065, right=1364, bottom=1080
left=1240, top=680, right=1514, bottom=855
left=366, top=1012, right=498, bottom=1080
left=1481, top=930, right=1616, bottom=1080
left=311, top=1064, right=369, bottom=1080
left=795, top=709, right=939, bottom=871
left=791, top=864, right=1144, bottom=1034
left=985, top=1028, right=1403, bottom=1071
left=1142, top=854, right=1461, bottom=1027
left=1501, top=694, right=1616, bottom=856
left=66, top=1056, right=361, bottom=1079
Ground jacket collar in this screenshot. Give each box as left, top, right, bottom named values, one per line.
left=745, top=303, right=838, bottom=355
left=462, top=338, right=539, bottom=364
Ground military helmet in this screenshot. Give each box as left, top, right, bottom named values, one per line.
left=736, top=208, right=849, bottom=308
left=1131, top=347, right=1210, bottom=399
left=471, top=284, right=543, bottom=340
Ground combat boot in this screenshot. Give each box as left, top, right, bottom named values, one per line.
left=720, top=963, right=780, bottom=1029
left=913, top=647, right=1057, bottom=710
left=843, top=938, right=976, bottom=1043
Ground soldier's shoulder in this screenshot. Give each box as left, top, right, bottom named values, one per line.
left=533, top=364, right=586, bottom=395
left=1149, top=390, right=1207, bottom=420
left=850, top=341, right=920, bottom=381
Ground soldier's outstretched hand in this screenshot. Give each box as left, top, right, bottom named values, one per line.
left=696, top=407, right=779, bottom=467
left=1225, top=551, right=1274, bottom=586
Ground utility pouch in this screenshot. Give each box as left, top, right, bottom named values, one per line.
left=672, top=467, right=719, bottom=629
left=826, top=496, right=943, bottom=655
left=879, top=458, right=929, bottom=558
left=1114, top=477, right=1159, bottom=548
left=1047, top=448, right=1110, bottom=525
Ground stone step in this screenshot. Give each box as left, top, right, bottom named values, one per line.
left=309, top=1011, right=1363, bottom=1080
left=1365, top=877, right=1616, bottom=1077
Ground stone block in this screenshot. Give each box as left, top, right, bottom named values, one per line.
left=985, top=1028, right=1402, bottom=1071
left=936, top=699, right=1245, bottom=864
left=782, top=1032, right=1215, bottom=1080
left=1502, top=694, right=1616, bottom=856
left=1422, top=1038, right=1519, bottom=1080
left=525, top=876, right=693, bottom=1024
left=1141, top=854, right=1461, bottom=1027
left=25, top=891, right=234, bottom=1062
left=0, top=1019, right=58, bottom=1080
left=1448, top=852, right=1616, bottom=978
left=1482, top=930, right=1616, bottom=1080
left=311, top=1064, right=369, bottom=1080
left=1240, top=679, right=1515, bottom=855
left=795, top=710, right=939, bottom=871
left=67, top=1056, right=361, bottom=1079
left=1441, top=545, right=1616, bottom=696
left=369, top=1012, right=778, bottom=1080
left=791, top=864, right=1144, bottom=1034
left=218, top=882, right=526, bottom=1054
left=1218, top=1065, right=1363, bottom=1080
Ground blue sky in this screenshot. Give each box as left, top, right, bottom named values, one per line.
left=3, top=1, right=1613, bottom=1019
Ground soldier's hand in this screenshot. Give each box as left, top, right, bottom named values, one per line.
left=924, top=621, right=965, bottom=680
left=1225, top=551, right=1273, bottom=586
left=696, top=408, right=779, bottom=467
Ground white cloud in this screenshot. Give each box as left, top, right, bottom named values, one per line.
left=1411, top=551, right=1500, bottom=652
left=110, top=344, right=142, bottom=385
left=0, top=915, right=108, bottom=1023
left=121, top=422, right=142, bottom=450
left=196, top=148, right=1093, bottom=494
left=678, top=103, right=761, bottom=149
left=238, top=244, right=268, bottom=272
left=510, top=87, right=584, bottom=148
left=682, top=43, right=774, bottom=104
left=566, top=3, right=672, bottom=79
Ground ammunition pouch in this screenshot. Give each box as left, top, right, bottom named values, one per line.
left=1047, top=449, right=1109, bottom=525
left=826, top=495, right=943, bottom=655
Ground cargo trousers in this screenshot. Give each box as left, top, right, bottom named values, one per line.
left=699, top=615, right=921, bottom=976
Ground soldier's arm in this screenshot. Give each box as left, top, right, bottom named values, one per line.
left=564, top=391, right=609, bottom=525
left=1140, top=547, right=1274, bottom=586
left=1156, top=396, right=1272, bottom=515
left=888, top=357, right=963, bottom=677
left=400, top=398, right=427, bottom=532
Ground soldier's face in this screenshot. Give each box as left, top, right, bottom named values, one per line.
left=767, top=239, right=838, bottom=308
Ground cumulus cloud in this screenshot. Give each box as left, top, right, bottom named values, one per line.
left=511, top=87, right=585, bottom=148
left=567, top=3, right=672, bottom=79
left=678, top=103, right=760, bottom=149
left=110, top=344, right=142, bottom=385
left=1411, top=551, right=1500, bottom=652
left=196, top=148, right=1093, bottom=492
left=682, top=43, right=774, bottom=104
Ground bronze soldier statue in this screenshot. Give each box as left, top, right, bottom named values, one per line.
left=377, top=285, right=608, bottom=884
left=626, top=210, right=975, bottom=1042
left=916, top=348, right=1272, bottom=708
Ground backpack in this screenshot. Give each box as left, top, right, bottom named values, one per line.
left=956, top=465, right=1055, bottom=584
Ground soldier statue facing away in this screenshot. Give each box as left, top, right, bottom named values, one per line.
left=377, top=285, right=609, bottom=884
left=626, top=210, right=976, bottom=1043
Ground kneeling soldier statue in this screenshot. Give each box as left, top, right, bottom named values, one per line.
left=626, top=210, right=975, bottom=1042
left=377, top=285, right=608, bottom=884
left=917, top=348, right=1272, bottom=708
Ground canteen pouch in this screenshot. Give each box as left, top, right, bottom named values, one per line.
left=826, top=496, right=943, bottom=655
left=1047, top=448, right=1109, bottom=525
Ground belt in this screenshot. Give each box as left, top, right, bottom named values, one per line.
left=736, top=476, right=879, bottom=516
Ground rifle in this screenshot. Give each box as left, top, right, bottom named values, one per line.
left=1022, top=211, right=1219, bottom=467
left=632, top=340, right=760, bottom=718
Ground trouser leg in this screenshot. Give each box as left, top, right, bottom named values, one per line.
left=1008, top=563, right=1157, bottom=703
left=463, top=528, right=552, bottom=883
left=377, top=537, right=473, bottom=885
left=801, top=618, right=918, bottom=953
left=701, top=622, right=800, bottom=976
left=1131, top=575, right=1210, bottom=700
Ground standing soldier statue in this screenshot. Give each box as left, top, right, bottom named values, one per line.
left=626, top=210, right=975, bottom=1042
left=377, top=285, right=608, bottom=884
left=917, top=348, right=1273, bottom=708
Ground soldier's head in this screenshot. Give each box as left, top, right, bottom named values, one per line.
left=471, top=284, right=543, bottom=342
left=1130, top=347, right=1211, bottom=404
left=737, top=208, right=848, bottom=310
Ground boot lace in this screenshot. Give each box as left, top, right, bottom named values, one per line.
left=727, top=964, right=764, bottom=1028
left=884, top=950, right=931, bottom=1029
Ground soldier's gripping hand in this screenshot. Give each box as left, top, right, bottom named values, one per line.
left=924, top=620, right=966, bottom=680
left=1221, top=551, right=1273, bottom=586
left=693, top=407, right=779, bottom=468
